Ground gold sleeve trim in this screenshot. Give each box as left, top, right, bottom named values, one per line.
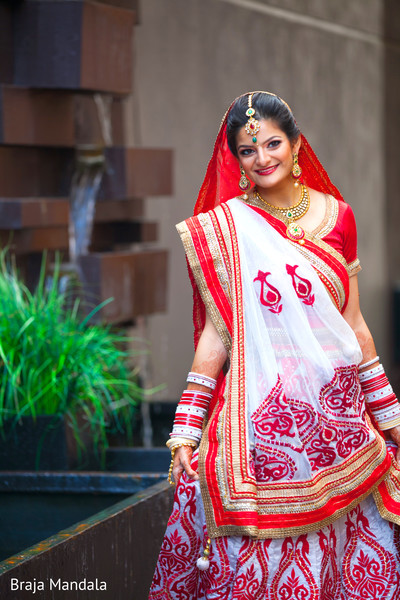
left=176, top=217, right=232, bottom=353
left=347, top=258, right=361, bottom=277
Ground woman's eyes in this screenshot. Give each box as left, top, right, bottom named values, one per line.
left=239, top=140, right=281, bottom=156
left=239, top=148, right=255, bottom=156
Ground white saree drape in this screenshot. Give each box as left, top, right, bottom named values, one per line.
left=149, top=199, right=400, bottom=600
left=231, top=197, right=364, bottom=461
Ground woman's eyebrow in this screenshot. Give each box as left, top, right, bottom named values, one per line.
left=237, top=136, right=281, bottom=149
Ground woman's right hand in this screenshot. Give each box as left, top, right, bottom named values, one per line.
left=172, top=446, right=199, bottom=486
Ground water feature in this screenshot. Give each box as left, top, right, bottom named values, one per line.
left=68, top=147, right=105, bottom=263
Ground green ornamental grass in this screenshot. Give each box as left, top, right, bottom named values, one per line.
left=0, top=251, right=145, bottom=466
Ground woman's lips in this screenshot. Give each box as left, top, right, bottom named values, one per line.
left=256, top=165, right=278, bottom=176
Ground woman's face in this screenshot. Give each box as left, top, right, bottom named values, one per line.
left=236, top=119, right=300, bottom=191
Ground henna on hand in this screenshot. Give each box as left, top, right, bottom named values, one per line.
left=172, top=446, right=198, bottom=485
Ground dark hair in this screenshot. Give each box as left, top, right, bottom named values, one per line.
left=226, top=93, right=300, bottom=157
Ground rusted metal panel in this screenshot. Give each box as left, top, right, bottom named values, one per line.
left=125, top=148, right=173, bottom=197
left=0, top=199, right=69, bottom=229
left=27, top=0, right=140, bottom=11
left=0, top=87, right=125, bottom=147
left=13, top=1, right=135, bottom=94
left=91, top=221, right=158, bottom=250
left=80, top=0, right=140, bottom=13
left=0, top=147, right=73, bottom=197
left=0, top=479, right=174, bottom=599
left=95, top=198, right=144, bottom=222
left=0, top=6, right=13, bottom=85
left=0, top=87, right=75, bottom=146
left=0, top=147, right=172, bottom=198
left=0, top=226, right=69, bottom=254
left=2, top=473, right=167, bottom=562
left=81, top=2, right=135, bottom=93
left=78, top=250, right=168, bottom=322
left=0, top=198, right=144, bottom=229
left=100, top=148, right=174, bottom=199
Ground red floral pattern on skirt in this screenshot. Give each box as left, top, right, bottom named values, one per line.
left=149, top=453, right=400, bottom=600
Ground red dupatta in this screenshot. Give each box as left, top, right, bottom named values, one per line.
left=190, top=91, right=345, bottom=351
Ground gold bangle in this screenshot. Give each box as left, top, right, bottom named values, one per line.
left=168, top=450, right=176, bottom=486
left=166, top=437, right=198, bottom=451
left=167, top=442, right=197, bottom=486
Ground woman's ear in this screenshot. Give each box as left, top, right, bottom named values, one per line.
left=293, top=135, right=301, bottom=155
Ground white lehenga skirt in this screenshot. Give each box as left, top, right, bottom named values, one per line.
left=149, top=453, right=400, bottom=600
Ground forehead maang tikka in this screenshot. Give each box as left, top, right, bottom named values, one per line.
left=244, top=93, right=260, bottom=144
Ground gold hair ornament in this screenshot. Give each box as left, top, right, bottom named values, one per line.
left=244, top=93, right=260, bottom=144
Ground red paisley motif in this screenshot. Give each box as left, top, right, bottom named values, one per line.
left=305, top=419, right=368, bottom=470
left=232, top=538, right=271, bottom=600
left=343, top=505, right=398, bottom=599
left=286, top=264, right=315, bottom=306
left=252, top=445, right=296, bottom=482
left=254, top=270, right=283, bottom=314
left=271, top=536, right=319, bottom=600
left=251, top=377, right=296, bottom=441
left=320, top=366, right=363, bottom=417
left=318, top=526, right=340, bottom=600
left=291, top=401, right=318, bottom=440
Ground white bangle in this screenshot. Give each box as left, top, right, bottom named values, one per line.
left=358, top=356, right=379, bottom=371
left=187, top=372, right=217, bottom=390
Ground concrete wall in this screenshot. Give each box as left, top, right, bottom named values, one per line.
left=126, top=0, right=399, bottom=403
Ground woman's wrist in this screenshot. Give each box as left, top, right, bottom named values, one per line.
left=166, top=371, right=217, bottom=484
left=358, top=355, right=380, bottom=371
left=166, top=439, right=198, bottom=486
left=169, top=385, right=213, bottom=442
left=359, top=362, right=400, bottom=431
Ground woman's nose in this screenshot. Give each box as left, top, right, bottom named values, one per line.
left=255, top=148, right=270, bottom=165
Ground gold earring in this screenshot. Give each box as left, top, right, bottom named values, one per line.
left=239, top=166, right=251, bottom=191
left=292, top=153, right=302, bottom=188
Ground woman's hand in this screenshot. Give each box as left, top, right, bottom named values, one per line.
left=387, top=425, right=400, bottom=464
left=172, top=446, right=199, bottom=486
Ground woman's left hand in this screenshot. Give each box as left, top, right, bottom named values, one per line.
left=387, top=425, right=400, bottom=463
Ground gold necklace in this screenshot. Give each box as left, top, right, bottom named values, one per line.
left=252, top=184, right=310, bottom=244
left=253, top=184, right=310, bottom=221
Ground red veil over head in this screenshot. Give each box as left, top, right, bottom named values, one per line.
left=193, top=91, right=344, bottom=216
left=190, top=92, right=344, bottom=356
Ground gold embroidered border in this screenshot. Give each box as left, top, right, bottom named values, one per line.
left=207, top=479, right=385, bottom=540
left=373, top=470, right=400, bottom=526
left=290, top=242, right=346, bottom=310
left=347, top=258, right=361, bottom=277
left=311, top=194, right=338, bottom=239
left=198, top=212, right=232, bottom=305
left=176, top=218, right=231, bottom=352
left=209, top=207, right=232, bottom=286
left=219, top=432, right=385, bottom=510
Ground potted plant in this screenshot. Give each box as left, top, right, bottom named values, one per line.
left=0, top=250, right=145, bottom=470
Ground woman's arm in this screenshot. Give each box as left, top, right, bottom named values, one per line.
left=342, top=275, right=400, bottom=461
left=172, top=312, right=228, bottom=485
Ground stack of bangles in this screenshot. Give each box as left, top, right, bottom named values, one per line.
left=166, top=372, right=217, bottom=485
left=359, top=356, right=400, bottom=430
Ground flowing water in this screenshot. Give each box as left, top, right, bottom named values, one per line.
left=68, top=151, right=105, bottom=263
